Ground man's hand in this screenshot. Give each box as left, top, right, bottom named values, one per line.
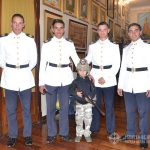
left=76, top=91, right=83, bottom=97
left=146, top=90, right=150, bottom=98
left=39, top=85, right=47, bottom=95
left=98, top=77, right=105, bottom=85
left=88, top=74, right=95, bottom=83
left=117, top=89, right=123, bottom=96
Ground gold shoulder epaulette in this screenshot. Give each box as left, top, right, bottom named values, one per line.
left=66, top=38, right=73, bottom=42
left=0, top=33, right=8, bottom=38
left=44, top=38, right=52, bottom=43
left=26, top=33, right=34, bottom=38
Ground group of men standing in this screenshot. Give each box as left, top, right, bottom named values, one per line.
left=0, top=13, right=150, bottom=149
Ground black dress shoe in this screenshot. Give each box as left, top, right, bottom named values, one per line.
left=140, top=141, right=148, bottom=149
left=24, top=136, right=32, bottom=146
left=7, top=137, right=16, bottom=147
left=60, top=135, right=73, bottom=142
left=120, top=135, right=136, bottom=141
left=47, top=136, right=56, bottom=143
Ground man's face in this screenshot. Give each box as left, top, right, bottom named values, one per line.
left=128, top=25, right=142, bottom=42
left=97, top=24, right=110, bottom=40
left=52, top=22, right=65, bottom=39
left=11, top=16, right=24, bottom=35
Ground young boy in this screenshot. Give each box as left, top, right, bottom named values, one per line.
left=69, top=59, right=96, bottom=142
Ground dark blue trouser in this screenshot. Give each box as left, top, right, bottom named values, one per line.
left=5, top=88, right=32, bottom=138
left=69, top=96, right=76, bottom=115
left=90, top=86, right=115, bottom=134
left=45, top=85, right=70, bottom=137
left=124, top=92, right=150, bottom=141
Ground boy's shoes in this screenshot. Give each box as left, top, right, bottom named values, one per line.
left=47, top=136, right=56, bottom=144
left=108, top=132, right=120, bottom=140
left=24, top=136, right=32, bottom=146
left=91, top=131, right=99, bottom=136
left=85, top=136, right=92, bottom=142
left=140, top=140, right=148, bottom=149
left=75, top=136, right=82, bottom=142
left=7, top=137, right=16, bottom=147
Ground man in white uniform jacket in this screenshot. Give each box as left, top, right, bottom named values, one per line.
left=86, top=22, right=120, bottom=139
left=39, top=19, right=79, bottom=143
left=118, top=23, right=150, bottom=149
left=0, top=14, right=37, bottom=147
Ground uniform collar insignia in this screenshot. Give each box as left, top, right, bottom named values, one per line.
left=131, top=38, right=142, bottom=45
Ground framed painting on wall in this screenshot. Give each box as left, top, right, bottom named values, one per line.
left=68, top=20, right=88, bottom=51
left=114, top=0, right=118, bottom=22
left=64, top=0, right=77, bottom=17
left=97, top=0, right=107, bottom=8
left=44, top=10, right=62, bottom=41
left=91, top=1, right=100, bottom=26
left=114, top=23, right=121, bottom=43
left=100, top=7, right=107, bottom=22
left=108, top=19, right=114, bottom=41
left=43, top=0, right=62, bottom=10
left=138, top=12, right=150, bottom=40
left=100, top=0, right=107, bottom=8
left=77, top=51, right=86, bottom=59
left=78, top=0, right=89, bottom=22
left=107, top=0, right=114, bottom=19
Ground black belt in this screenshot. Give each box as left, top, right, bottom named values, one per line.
left=93, top=65, right=112, bottom=69
left=127, top=67, right=148, bottom=72
left=6, top=63, right=29, bottom=69
left=49, top=62, right=69, bottom=68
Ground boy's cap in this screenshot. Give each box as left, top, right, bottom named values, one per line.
left=76, top=59, right=90, bottom=74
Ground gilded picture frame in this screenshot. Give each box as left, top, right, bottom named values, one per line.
left=78, top=0, right=89, bottom=22
left=68, top=20, right=88, bottom=51
left=122, top=5, right=125, bottom=16
left=107, top=0, right=114, bottom=19
left=64, top=0, right=77, bottom=17
left=44, top=10, right=62, bottom=41
left=43, top=0, right=62, bottom=10
left=91, top=1, right=100, bottom=26
left=114, top=0, right=118, bottom=22
left=117, top=0, right=121, bottom=17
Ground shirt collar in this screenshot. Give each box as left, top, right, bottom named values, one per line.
left=98, top=38, right=109, bottom=44
left=131, top=38, right=142, bottom=45
left=53, top=36, right=64, bottom=42
left=11, top=32, right=23, bottom=39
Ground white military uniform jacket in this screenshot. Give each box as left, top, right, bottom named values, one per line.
left=118, top=38, right=150, bottom=93
left=86, top=38, right=120, bottom=88
left=39, top=36, right=80, bottom=86
left=0, top=32, right=37, bottom=91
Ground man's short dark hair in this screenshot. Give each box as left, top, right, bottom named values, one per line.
left=98, top=21, right=109, bottom=28
left=128, top=23, right=142, bottom=31
left=52, top=19, right=65, bottom=27
left=12, top=13, right=24, bottom=22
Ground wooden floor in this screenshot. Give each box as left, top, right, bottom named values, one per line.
left=0, top=96, right=149, bottom=150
